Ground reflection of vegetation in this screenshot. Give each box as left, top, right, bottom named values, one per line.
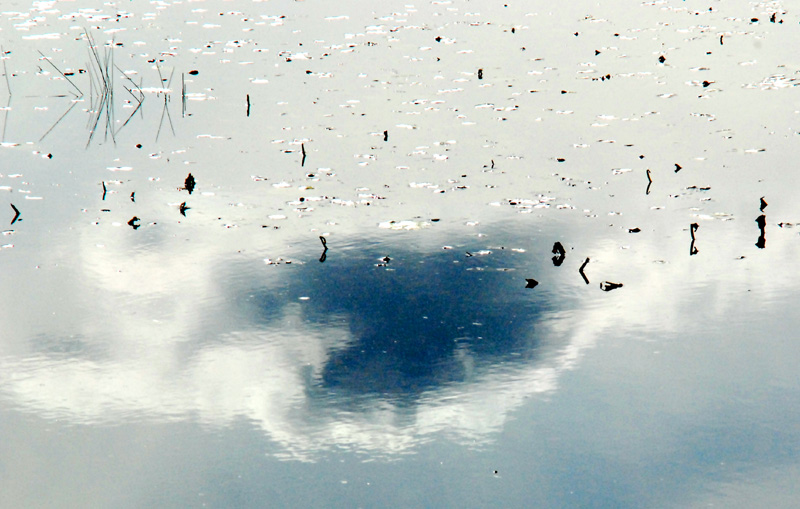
left=250, top=246, right=555, bottom=400
left=35, top=30, right=181, bottom=145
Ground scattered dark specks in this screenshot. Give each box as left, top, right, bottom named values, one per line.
left=574, top=32, right=579, bottom=36
left=674, top=163, right=682, bottom=173
left=188, top=70, right=199, bottom=75
left=639, top=155, right=645, bottom=159
left=525, top=278, right=538, bottom=289
left=600, top=281, right=623, bottom=291
left=658, top=55, right=666, bottom=64
left=628, top=228, right=641, bottom=233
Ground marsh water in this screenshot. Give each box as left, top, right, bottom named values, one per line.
left=2, top=0, right=800, bottom=506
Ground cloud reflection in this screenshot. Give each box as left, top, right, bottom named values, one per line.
left=0, top=224, right=600, bottom=460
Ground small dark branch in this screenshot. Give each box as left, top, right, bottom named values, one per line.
left=301, top=142, right=307, bottom=167
left=755, top=214, right=766, bottom=249
left=759, top=196, right=767, bottom=212
left=246, top=93, right=250, bottom=117
left=181, top=72, right=186, bottom=118
left=10, top=203, right=20, bottom=225
left=319, top=236, right=328, bottom=263
left=39, top=99, right=78, bottom=142
left=102, top=181, right=107, bottom=200
left=1, top=46, right=11, bottom=96
left=690, top=223, right=699, bottom=255
left=579, top=257, right=590, bottom=284
left=37, top=50, right=83, bottom=97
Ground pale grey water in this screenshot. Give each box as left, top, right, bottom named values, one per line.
left=1, top=0, right=800, bottom=507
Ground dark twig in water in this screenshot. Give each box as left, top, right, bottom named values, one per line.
left=301, top=142, right=307, bottom=167
left=383, top=130, right=388, bottom=141
left=579, top=257, right=590, bottom=284
left=552, top=241, right=566, bottom=266
left=646, top=169, right=653, bottom=195
left=181, top=72, right=186, bottom=118
left=755, top=214, right=766, bottom=249
left=37, top=50, right=83, bottom=97
left=1, top=46, right=11, bottom=96
left=101, top=181, right=107, bottom=200
left=10, top=203, right=20, bottom=225
left=246, top=94, right=250, bottom=117
left=319, top=235, right=328, bottom=263
left=130, top=191, right=135, bottom=202
left=690, top=223, right=699, bottom=255
left=39, top=99, right=78, bottom=142
left=759, top=196, right=767, bottom=212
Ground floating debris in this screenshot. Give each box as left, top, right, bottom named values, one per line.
left=10, top=203, right=20, bottom=225
left=127, top=216, right=140, bottom=230
left=674, top=163, right=682, bottom=173
left=184, top=173, right=196, bottom=194
left=179, top=202, right=189, bottom=216
left=579, top=257, right=590, bottom=284
left=378, top=220, right=430, bottom=230
left=525, top=278, right=538, bottom=289
left=101, top=181, right=107, bottom=200
left=690, top=223, right=699, bottom=256
left=755, top=215, right=766, bottom=249
left=319, top=235, right=328, bottom=263
left=600, top=281, right=623, bottom=291
left=760, top=196, right=767, bottom=212
left=552, top=242, right=566, bottom=266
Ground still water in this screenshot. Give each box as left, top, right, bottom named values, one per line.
left=1, top=0, right=799, bottom=506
